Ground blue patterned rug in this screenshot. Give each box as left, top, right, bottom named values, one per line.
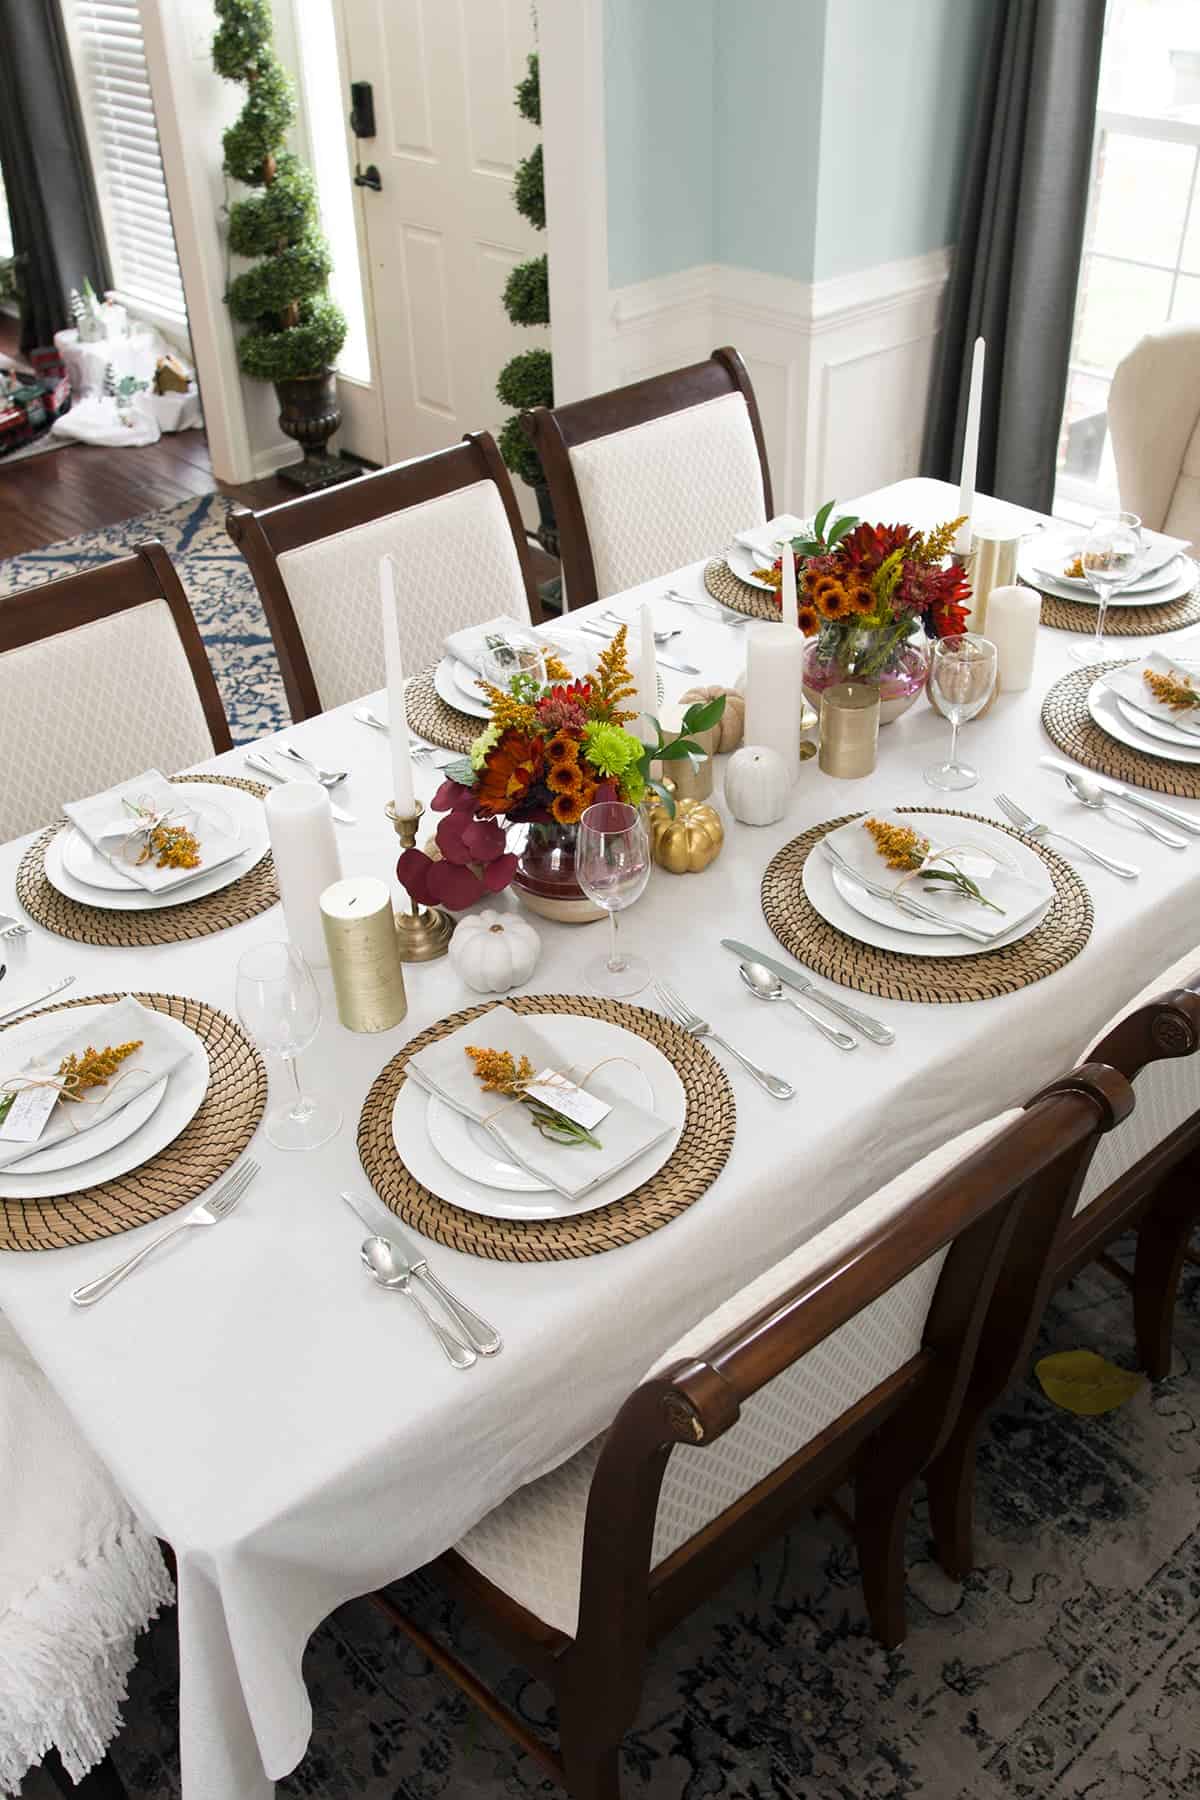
left=98, top=1259, right=1200, bottom=1799
left=0, top=494, right=287, bottom=742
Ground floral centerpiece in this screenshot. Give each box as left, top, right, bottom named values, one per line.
left=753, top=502, right=972, bottom=723
left=396, top=628, right=722, bottom=921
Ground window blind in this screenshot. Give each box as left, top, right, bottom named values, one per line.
left=66, top=0, right=187, bottom=326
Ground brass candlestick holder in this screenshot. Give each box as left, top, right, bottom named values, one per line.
left=387, top=800, right=455, bottom=961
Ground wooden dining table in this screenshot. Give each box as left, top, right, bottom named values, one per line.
left=1, top=476, right=1197, bottom=1799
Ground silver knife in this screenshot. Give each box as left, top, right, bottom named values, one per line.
left=820, top=842, right=997, bottom=944
left=339, top=1193, right=501, bottom=1355
left=720, top=940, right=895, bottom=1045
left=579, top=624, right=699, bottom=676
left=244, top=755, right=357, bottom=825
left=0, top=975, right=76, bottom=1027
left=1038, top=756, right=1200, bottom=835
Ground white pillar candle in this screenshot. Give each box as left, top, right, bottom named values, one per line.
left=743, top=620, right=805, bottom=781
left=985, top=584, right=1040, bottom=691
left=779, top=541, right=798, bottom=630
left=635, top=601, right=658, bottom=744
left=380, top=555, right=417, bottom=817
left=265, top=781, right=342, bottom=967
left=320, top=876, right=407, bottom=1032
left=954, top=335, right=985, bottom=555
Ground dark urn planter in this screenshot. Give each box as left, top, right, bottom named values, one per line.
left=275, top=371, right=360, bottom=492
left=533, top=478, right=559, bottom=557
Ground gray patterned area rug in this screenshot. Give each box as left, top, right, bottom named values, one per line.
left=99, top=1259, right=1200, bottom=1799
left=0, top=493, right=287, bottom=742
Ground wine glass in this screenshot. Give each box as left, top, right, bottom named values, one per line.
left=575, top=800, right=653, bottom=998
left=1069, top=511, right=1143, bottom=666
left=235, top=942, right=342, bottom=1151
left=924, top=633, right=998, bottom=792
left=479, top=632, right=547, bottom=697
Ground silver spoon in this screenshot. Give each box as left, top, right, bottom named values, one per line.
left=359, top=1236, right=476, bottom=1369
left=739, top=961, right=858, bottom=1051
left=279, top=744, right=348, bottom=787
left=1064, top=771, right=1187, bottom=849
left=599, top=610, right=680, bottom=644
left=354, top=706, right=388, bottom=733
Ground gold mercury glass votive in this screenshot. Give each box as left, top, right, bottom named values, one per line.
left=655, top=703, right=717, bottom=801
left=818, top=681, right=881, bottom=778
left=320, top=875, right=408, bottom=1032
left=967, top=530, right=1020, bottom=634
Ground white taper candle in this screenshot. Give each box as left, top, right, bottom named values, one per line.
left=954, top=335, right=985, bottom=555
left=780, top=540, right=798, bottom=630
left=380, top=555, right=417, bottom=817
left=636, top=601, right=658, bottom=744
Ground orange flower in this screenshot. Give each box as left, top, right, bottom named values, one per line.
left=815, top=580, right=853, bottom=621
left=847, top=576, right=875, bottom=616
left=547, top=759, right=583, bottom=795
left=475, top=730, right=543, bottom=814
left=797, top=604, right=820, bottom=636
left=551, top=789, right=587, bottom=825
left=545, top=732, right=579, bottom=767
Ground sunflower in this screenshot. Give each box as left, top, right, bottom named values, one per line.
left=474, top=729, right=543, bottom=815
left=546, top=759, right=583, bottom=795
left=797, top=604, right=820, bottom=636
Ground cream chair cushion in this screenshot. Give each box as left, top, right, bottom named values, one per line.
left=455, top=1107, right=1021, bottom=1636
left=568, top=392, right=767, bottom=599
left=1108, top=325, right=1200, bottom=551
left=274, top=479, right=531, bottom=711
left=0, top=600, right=216, bottom=842
left=1073, top=948, right=1200, bottom=1216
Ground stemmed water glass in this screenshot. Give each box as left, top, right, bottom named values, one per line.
left=479, top=633, right=547, bottom=697
left=924, top=633, right=998, bottom=792
left=235, top=942, right=342, bottom=1151
left=575, top=800, right=653, bottom=998
left=1069, top=511, right=1143, bottom=666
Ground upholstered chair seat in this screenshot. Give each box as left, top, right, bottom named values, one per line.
left=1108, top=324, right=1200, bottom=552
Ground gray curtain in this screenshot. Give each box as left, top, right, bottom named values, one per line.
left=922, top=0, right=1106, bottom=514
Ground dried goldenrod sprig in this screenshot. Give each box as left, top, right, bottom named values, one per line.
left=592, top=624, right=638, bottom=723
left=543, top=651, right=573, bottom=684
left=912, top=516, right=967, bottom=565
left=465, top=1044, right=601, bottom=1147
left=863, top=817, right=1004, bottom=915
left=142, top=823, right=201, bottom=869
left=480, top=680, right=539, bottom=734
left=56, top=1039, right=143, bottom=1102
left=1144, top=667, right=1200, bottom=712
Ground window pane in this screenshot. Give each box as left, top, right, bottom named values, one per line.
left=1100, top=0, right=1200, bottom=123
left=1073, top=256, right=1174, bottom=372
left=1091, top=133, right=1194, bottom=266
left=1171, top=272, right=1200, bottom=319
left=1183, top=180, right=1200, bottom=272
left=1058, top=371, right=1112, bottom=484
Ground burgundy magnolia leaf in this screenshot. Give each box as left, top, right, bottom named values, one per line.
left=436, top=811, right=474, bottom=865
left=461, top=816, right=506, bottom=862
left=430, top=860, right=487, bottom=910
left=432, top=777, right=474, bottom=813
left=395, top=847, right=436, bottom=904
left=481, top=851, right=518, bottom=892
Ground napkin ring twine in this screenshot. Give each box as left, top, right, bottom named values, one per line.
left=479, top=1054, right=654, bottom=1128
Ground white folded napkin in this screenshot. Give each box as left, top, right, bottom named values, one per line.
left=62, top=770, right=243, bottom=894
left=405, top=1004, right=673, bottom=1201
left=823, top=810, right=1051, bottom=941
left=1104, top=654, right=1200, bottom=736
left=733, top=514, right=811, bottom=565
left=1033, top=527, right=1189, bottom=587
left=442, top=614, right=534, bottom=676
left=0, top=996, right=190, bottom=1171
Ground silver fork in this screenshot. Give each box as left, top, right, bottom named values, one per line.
left=0, top=912, right=30, bottom=942
left=279, top=744, right=348, bottom=786
left=599, top=610, right=681, bottom=644
left=664, top=589, right=751, bottom=626
left=70, top=1161, right=260, bottom=1306
left=994, top=794, right=1140, bottom=880
left=655, top=981, right=795, bottom=1100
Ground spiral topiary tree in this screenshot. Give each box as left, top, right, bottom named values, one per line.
left=497, top=53, right=553, bottom=525
left=213, top=0, right=357, bottom=489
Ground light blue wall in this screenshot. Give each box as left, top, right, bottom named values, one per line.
left=604, top=0, right=716, bottom=289
left=813, top=0, right=993, bottom=279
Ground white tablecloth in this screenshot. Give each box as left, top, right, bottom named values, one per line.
left=1, top=478, right=1197, bottom=1798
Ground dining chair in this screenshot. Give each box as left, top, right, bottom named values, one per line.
left=0, top=1312, right=174, bottom=1798
left=1108, top=323, right=1200, bottom=553
left=522, top=346, right=773, bottom=609
left=0, top=542, right=232, bottom=843
left=367, top=1063, right=1130, bottom=1800
left=227, top=431, right=541, bottom=722
left=925, top=953, right=1200, bottom=1583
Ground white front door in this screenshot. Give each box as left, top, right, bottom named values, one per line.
left=342, top=0, right=547, bottom=517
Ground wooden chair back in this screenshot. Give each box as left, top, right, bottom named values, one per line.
left=0, top=542, right=231, bottom=841
left=524, top=347, right=773, bottom=608
left=228, top=432, right=542, bottom=721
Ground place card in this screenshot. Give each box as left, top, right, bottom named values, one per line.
left=0, top=1081, right=59, bottom=1143
left=523, top=1069, right=612, bottom=1131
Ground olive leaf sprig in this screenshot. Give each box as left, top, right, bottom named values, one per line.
left=635, top=692, right=727, bottom=817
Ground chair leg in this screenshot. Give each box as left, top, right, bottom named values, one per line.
left=924, top=1412, right=981, bottom=1582
left=1133, top=1189, right=1199, bottom=1380
left=854, top=1472, right=916, bottom=1649
left=43, top=1748, right=129, bottom=1798
left=557, top=1731, right=622, bottom=1800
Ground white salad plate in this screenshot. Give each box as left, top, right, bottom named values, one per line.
left=1019, top=552, right=1193, bottom=608
left=46, top=784, right=267, bottom=912
left=1114, top=696, right=1200, bottom=748
left=1088, top=681, right=1200, bottom=766
left=60, top=794, right=240, bottom=893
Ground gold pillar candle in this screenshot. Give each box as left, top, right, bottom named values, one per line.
left=818, top=681, right=880, bottom=778
left=320, top=876, right=408, bottom=1032
left=966, top=529, right=1021, bottom=633
left=655, top=703, right=717, bottom=801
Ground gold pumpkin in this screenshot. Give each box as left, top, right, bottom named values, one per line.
left=677, top=685, right=744, bottom=751
left=646, top=797, right=724, bottom=874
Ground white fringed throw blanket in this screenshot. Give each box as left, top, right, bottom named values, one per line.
left=0, top=1313, right=174, bottom=1794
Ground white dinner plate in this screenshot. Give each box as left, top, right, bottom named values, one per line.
left=803, top=817, right=1054, bottom=958
left=45, top=784, right=269, bottom=911
left=427, top=1095, right=549, bottom=1192
left=1114, top=695, right=1200, bottom=748
left=725, top=543, right=775, bottom=591
left=15, top=1076, right=168, bottom=1175
left=391, top=1014, right=686, bottom=1221
left=1088, top=680, right=1200, bottom=766
left=1029, top=530, right=1182, bottom=592
left=61, top=794, right=240, bottom=894
left=829, top=836, right=1025, bottom=940
left=452, top=658, right=487, bottom=707
left=1018, top=553, right=1194, bottom=608
left=0, top=1003, right=209, bottom=1200
left=434, top=656, right=490, bottom=720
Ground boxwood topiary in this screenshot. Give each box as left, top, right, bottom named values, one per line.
left=213, top=0, right=346, bottom=382
left=497, top=55, right=551, bottom=492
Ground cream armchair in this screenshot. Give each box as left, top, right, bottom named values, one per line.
left=1107, top=323, right=1200, bottom=552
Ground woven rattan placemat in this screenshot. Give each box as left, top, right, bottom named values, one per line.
left=357, top=994, right=736, bottom=1261
left=703, top=559, right=781, bottom=621
left=405, top=669, right=478, bottom=755
left=1032, top=566, right=1200, bottom=635
left=761, top=807, right=1093, bottom=1005
left=16, top=775, right=277, bottom=947
left=0, top=992, right=266, bottom=1251
left=1041, top=660, right=1200, bottom=799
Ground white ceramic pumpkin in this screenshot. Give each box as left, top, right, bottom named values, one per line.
left=449, top=909, right=541, bottom=994
left=724, top=745, right=790, bottom=826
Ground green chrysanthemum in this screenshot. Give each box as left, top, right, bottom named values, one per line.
left=470, top=723, right=502, bottom=770
left=620, top=767, right=647, bottom=807
left=582, top=720, right=643, bottom=777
